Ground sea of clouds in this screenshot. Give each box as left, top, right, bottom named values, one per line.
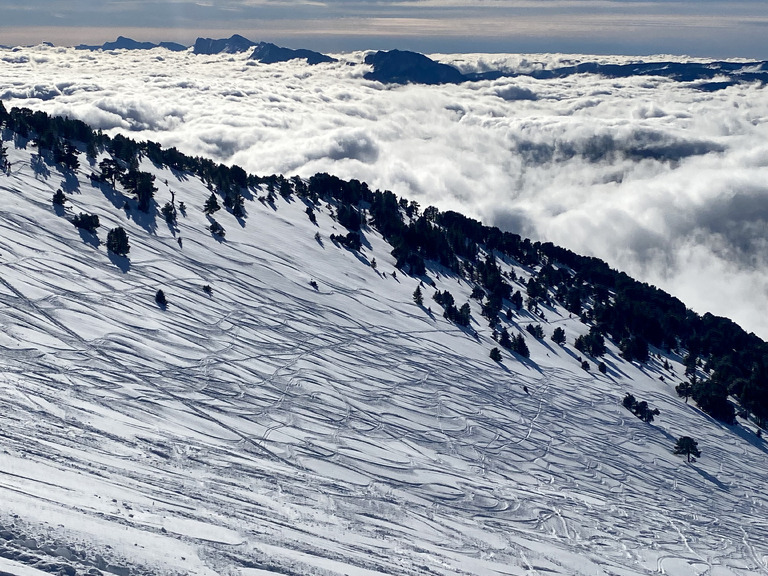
left=2, top=45, right=767, bottom=339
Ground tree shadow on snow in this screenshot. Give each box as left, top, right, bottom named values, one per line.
left=128, top=201, right=158, bottom=235
left=60, top=171, right=80, bottom=194
left=690, top=463, right=731, bottom=492
left=727, top=422, right=768, bottom=456
left=77, top=228, right=99, bottom=248
left=31, top=154, right=50, bottom=180
left=107, top=251, right=131, bottom=273
left=600, top=350, right=632, bottom=380
left=92, top=179, right=128, bottom=211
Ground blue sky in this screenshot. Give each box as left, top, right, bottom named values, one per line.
left=1, top=0, right=767, bottom=57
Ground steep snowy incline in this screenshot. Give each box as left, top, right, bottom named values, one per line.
left=0, top=137, right=766, bottom=576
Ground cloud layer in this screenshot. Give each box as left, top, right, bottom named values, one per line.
left=2, top=45, right=768, bottom=338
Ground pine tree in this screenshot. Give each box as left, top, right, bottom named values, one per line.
left=458, top=303, right=471, bottom=326
left=413, top=285, right=423, bottom=306
left=72, top=213, right=99, bottom=233
left=673, top=436, right=701, bottom=462
left=490, top=347, right=502, bottom=362
left=526, top=324, right=544, bottom=339
left=161, top=202, right=177, bottom=224
left=676, top=379, right=693, bottom=403
left=231, top=193, right=246, bottom=218
left=204, top=193, right=221, bottom=215
left=551, top=326, right=566, bottom=345
left=98, top=158, right=122, bottom=187
left=155, top=289, right=167, bottom=307
left=513, top=334, right=530, bottom=358
left=208, top=220, right=226, bottom=237
left=106, top=227, right=130, bottom=256
left=622, top=393, right=637, bottom=411
left=499, top=327, right=512, bottom=349
left=52, top=189, right=66, bottom=205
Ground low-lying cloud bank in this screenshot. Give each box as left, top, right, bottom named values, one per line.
left=2, top=45, right=767, bottom=338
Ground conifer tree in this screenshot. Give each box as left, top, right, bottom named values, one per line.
left=513, top=334, right=530, bottom=358
left=204, top=193, right=221, bottom=215
left=676, top=379, right=693, bottom=403
left=413, top=285, right=423, bottom=306
left=161, top=202, right=177, bottom=224
left=52, top=189, right=66, bottom=205
left=106, top=227, right=130, bottom=256
left=499, top=327, right=512, bottom=349
left=458, top=303, right=471, bottom=326
left=673, top=436, right=701, bottom=462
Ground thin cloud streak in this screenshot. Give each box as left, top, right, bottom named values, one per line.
left=1, top=46, right=767, bottom=338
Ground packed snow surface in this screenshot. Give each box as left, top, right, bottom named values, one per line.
left=0, top=129, right=767, bottom=575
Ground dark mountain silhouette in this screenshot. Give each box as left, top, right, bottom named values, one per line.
left=364, top=50, right=466, bottom=85
left=364, top=50, right=768, bottom=91
left=249, top=42, right=337, bottom=65
left=192, top=34, right=257, bottom=55
left=514, top=60, right=768, bottom=90
left=157, top=41, right=188, bottom=52
left=76, top=36, right=187, bottom=52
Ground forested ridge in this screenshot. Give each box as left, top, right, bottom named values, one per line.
left=1, top=100, right=765, bottom=429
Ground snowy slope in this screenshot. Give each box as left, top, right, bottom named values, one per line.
left=0, top=137, right=767, bottom=576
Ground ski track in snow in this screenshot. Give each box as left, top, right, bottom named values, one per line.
left=0, top=134, right=766, bottom=576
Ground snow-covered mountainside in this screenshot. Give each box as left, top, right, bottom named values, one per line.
left=3, top=45, right=768, bottom=340
left=0, top=128, right=767, bottom=576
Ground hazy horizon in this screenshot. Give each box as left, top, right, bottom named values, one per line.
left=2, top=0, right=767, bottom=59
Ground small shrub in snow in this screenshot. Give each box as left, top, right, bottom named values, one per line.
left=72, top=212, right=99, bottom=233
left=208, top=220, right=225, bottom=238
left=623, top=393, right=660, bottom=423
left=161, top=202, right=177, bottom=224
left=106, top=227, right=130, bottom=256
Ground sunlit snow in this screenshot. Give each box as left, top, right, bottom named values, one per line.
left=0, top=125, right=766, bottom=575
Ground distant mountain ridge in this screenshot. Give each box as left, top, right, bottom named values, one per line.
left=364, top=49, right=768, bottom=90
left=70, top=34, right=337, bottom=65
left=192, top=33, right=257, bottom=55
left=364, top=49, right=466, bottom=85
left=249, top=41, right=337, bottom=65
left=76, top=36, right=187, bottom=52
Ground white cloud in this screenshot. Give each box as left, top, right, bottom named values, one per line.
left=2, top=44, right=768, bottom=337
